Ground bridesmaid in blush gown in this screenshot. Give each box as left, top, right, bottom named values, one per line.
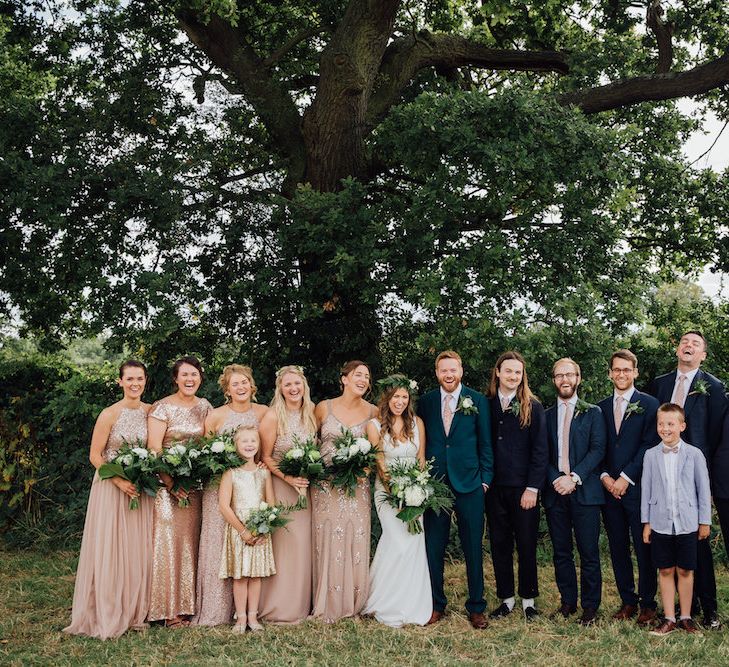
left=64, top=360, right=153, bottom=639
left=147, top=356, right=212, bottom=627
left=191, top=364, right=268, bottom=627
left=363, top=375, right=432, bottom=627
left=259, top=365, right=318, bottom=623
left=311, top=360, right=376, bottom=623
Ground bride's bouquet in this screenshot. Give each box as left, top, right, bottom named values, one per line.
left=245, top=501, right=292, bottom=537
left=276, top=435, right=326, bottom=509
left=327, top=429, right=377, bottom=497
left=157, top=439, right=206, bottom=507
left=380, top=459, right=454, bottom=534
left=98, top=440, right=162, bottom=510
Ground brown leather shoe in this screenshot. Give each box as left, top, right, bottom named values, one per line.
left=612, top=604, right=637, bottom=620
left=678, top=618, right=702, bottom=634
left=551, top=603, right=577, bottom=619
left=426, top=610, right=444, bottom=625
left=469, top=612, right=489, bottom=629
left=636, top=607, right=657, bottom=626
left=649, top=619, right=677, bottom=636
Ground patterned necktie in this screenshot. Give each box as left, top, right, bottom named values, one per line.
left=443, top=394, right=454, bottom=436
left=673, top=374, right=687, bottom=407
left=501, top=396, right=511, bottom=412
left=560, top=401, right=573, bottom=474
left=614, top=396, right=625, bottom=434
left=662, top=444, right=679, bottom=454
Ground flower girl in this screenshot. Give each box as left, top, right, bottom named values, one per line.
left=218, top=425, right=276, bottom=633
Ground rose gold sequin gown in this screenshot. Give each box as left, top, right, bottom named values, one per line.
left=259, top=410, right=314, bottom=623
left=191, top=407, right=259, bottom=626
left=148, top=397, right=212, bottom=622
left=219, top=467, right=276, bottom=578
left=63, top=406, right=153, bottom=639
left=310, top=401, right=372, bottom=623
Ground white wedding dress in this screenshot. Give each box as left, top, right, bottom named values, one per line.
left=363, top=419, right=432, bottom=627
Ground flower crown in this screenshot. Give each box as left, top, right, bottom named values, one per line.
left=377, top=374, right=419, bottom=395
left=276, top=365, right=304, bottom=379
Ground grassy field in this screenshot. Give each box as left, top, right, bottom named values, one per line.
left=2, top=547, right=729, bottom=666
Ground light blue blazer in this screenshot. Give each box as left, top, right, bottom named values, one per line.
left=640, top=440, right=711, bottom=534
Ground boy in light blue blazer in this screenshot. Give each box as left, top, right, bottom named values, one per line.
left=641, top=403, right=711, bottom=635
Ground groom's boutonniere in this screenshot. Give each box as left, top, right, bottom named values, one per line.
left=573, top=398, right=591, bottom=417
left=689, top=379, right=710, bottom=396
left=508, top=399, right=521, bottom=417
left=457, top=395, right=479, bottom=415
left=624, top=401, right=644, bottom=420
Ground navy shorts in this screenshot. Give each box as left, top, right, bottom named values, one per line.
left=650, top=531, right=698, bottom=571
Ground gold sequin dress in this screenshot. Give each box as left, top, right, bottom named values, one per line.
left=259, top=410, right=315, bottom=623
left=191, top=407, right=259, bottom=626
left=148, top=397, right=212, bottom=621
left=63, top=406, right=153, bottom=639
left=310, top=401, right=371, bottom=623
left=219, top=467, right=276, bottom=579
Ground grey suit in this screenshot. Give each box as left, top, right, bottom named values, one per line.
left=640, top=441, right=711, bottom=534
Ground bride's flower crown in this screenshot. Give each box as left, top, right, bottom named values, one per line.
left=376, top=374, right=419, bottom=396
left=276, top=365, right=305, bottom=379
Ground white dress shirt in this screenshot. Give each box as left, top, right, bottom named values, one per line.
left=557, top=394, right=580, bottom=484
left=662, top=439, right=688, bottom=535
left=600, top=388, right=636, bottom=485
left=440, top=384, right=463, bottom=409
left=671, top=368, right=699, bottom=403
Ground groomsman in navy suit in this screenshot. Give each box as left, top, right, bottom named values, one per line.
left=417, top=350, right=494, bottom=629
left=712, top=410, right=729, bottom=568
left=485, top=351, right=548, bottom=622
left=599, top=349, right=659, bottom=625
left=543, top=358, right=606, bottom=626
left=647, top=330, right=728, bottom=629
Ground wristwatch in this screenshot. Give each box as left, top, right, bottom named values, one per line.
left=570, top=472, right=582, bottom=486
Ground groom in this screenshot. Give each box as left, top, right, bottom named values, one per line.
left=418, top=350, right=494, bottom=629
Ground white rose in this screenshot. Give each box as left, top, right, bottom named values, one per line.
left=119, top=454, right=133, bottom=466
left=188, top=449, right=200, bottom=459
left=355, top=438, right=371, bottom=454
left=210, top=440, right=225, bottom=453
left=404, top=485, right=427, bottom=507
left=461, top=397, right=474, bottom=409
left=409, top=380, right=418, bottom=391
left=289, top=448, right=304, bottom=459
left=131, top=447, right=148, bottom=459
left=349, top=444, right=360, bottom=457
left=171, top=444, right=186, bottom=456
left=269, top=513, right=277, bottom=521
left=259, top=501, right=268, bottom=510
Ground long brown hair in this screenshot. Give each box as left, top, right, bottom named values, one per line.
left=377, top=382, right=415, bottom=443
left=488, top=351, right=538, bottom=428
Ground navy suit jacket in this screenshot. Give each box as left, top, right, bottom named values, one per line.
left=488, top=397, right=548, bottom=490
left=543, top=401, right=606, bottom=508
left=647, top=369, right=727, bottom=460
left=711, top=410, right=729, bottom=498
left=598, top=389, right=659, bottom=484
left=417, top=385, right=494, bottom=494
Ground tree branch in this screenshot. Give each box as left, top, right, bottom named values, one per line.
left=646, top=0, right=673, bottom=74
left=560, top=52, right=729, bottom=114
left=368, top=32, right=569, bottom=124
left=175, top=11, right=306, bottom=192
left=263, top=25, right=327, bottom=68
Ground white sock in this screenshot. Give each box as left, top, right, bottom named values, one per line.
left=522, top=598, right=535, bottom=610
left=665, top=616, right=676, bottom=623
left=679, top=615, right=691, bottom=621
left=503, top=597, right=515, bottom=611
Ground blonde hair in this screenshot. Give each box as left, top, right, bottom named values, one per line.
left=219, top=364, right=257, bottom=403
left=270, top=365, right=317, bottom=437
left=552, top=357, right=581, bottom=377
left=234, top=424, right=261, bottom=462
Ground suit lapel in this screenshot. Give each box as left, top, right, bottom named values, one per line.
left=449, top=389, right=465, bottom=437
left=683, top=370, right=703, bottom=418
left=605, top=396, right=617, bottom=438
left=660, top=371, right=677, bottom=403
left=677, top=443, right=690, bottom=479
left=548, top=406, right=558, bottom=464
left=657, top=448, right=670, bottom=500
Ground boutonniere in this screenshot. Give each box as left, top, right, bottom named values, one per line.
left=689, top=379, right=710, bottom=396
left=573, top=398, right=591, bottom=418
left=508, top=399, right=521, bottom=417
left=624, top=401, right=644, bottom=420
left=457, top=395, right=479, bottom=415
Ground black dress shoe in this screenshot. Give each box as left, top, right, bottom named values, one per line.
left=702, top=612, right=721, bottom=630
left=551, top=603, right=577, bottom=619
left=489, top=603, right=513, bottom=619
left=579, top=608, right=597, bottom=626
left=524, top=606, right=538, bottom=622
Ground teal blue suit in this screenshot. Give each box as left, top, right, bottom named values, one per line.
left=417, top=385, right=493, bottom=613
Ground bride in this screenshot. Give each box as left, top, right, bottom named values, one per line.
left=363, top=374, right=432, bottom=627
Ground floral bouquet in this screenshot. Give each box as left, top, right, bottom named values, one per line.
left=327, top=429, right=377, bottom=497
left=277, top=435, right=326, bottom=509
left=190, top=432, right=245, bottom=487
left=245, top=501, right=292, bottom=537
left=157, top=440, right=206, bottom=507
left=98, top=440, right=162, bottom=510
left=380, top=459, right=454, bottom=534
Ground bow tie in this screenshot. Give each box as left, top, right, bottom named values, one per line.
left=662, top=445, right=679, bottom=455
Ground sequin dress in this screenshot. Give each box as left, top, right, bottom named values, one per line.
left=148, top=397, right=212, bottom=622
left=219, top=467, right=276, bottom=578
left=310, top=401, right=372, bottom=623
left=363, top=419, right=432, bottom=626
left=63, top=406, right=153, bottom=639
left=191, top=407, right=259, bottom=626
left=259, top=410, right=315, bottom=623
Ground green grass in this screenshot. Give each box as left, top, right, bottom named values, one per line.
left=2, top=547, right=729, bottom=666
